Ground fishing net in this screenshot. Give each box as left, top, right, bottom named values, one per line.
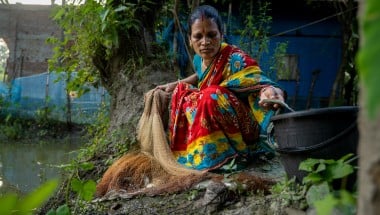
left=96, top=89, right=214, bottom=198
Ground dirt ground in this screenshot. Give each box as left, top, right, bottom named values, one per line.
left=71, top=156, right=307, bottom=215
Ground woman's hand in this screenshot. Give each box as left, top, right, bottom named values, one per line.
left=156, top=81, right=177, bottom=93
left=258, top=86, right=285, bottom=109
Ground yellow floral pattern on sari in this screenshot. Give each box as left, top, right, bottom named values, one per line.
left=169, top=43, right=281, bottom=170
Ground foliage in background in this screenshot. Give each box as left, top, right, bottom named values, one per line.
left=47, top=0, right=152, bottom=96
left=357, top=0, right=380, bottom=118
left=0, top=110, right=75, bottom=140
left=269, top=41, right=289, bottom=81
left=238, top=0, right=272, bottom=63
left=326, top=0, right=359, bottom=107
left=237, top=0, right=288, bottom=80
left=48, top=0, right=108, bottom=96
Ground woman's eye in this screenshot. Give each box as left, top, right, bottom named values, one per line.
left=193, top=35, right=202, bottom=40
left=207, top=33, right=217, bottom=39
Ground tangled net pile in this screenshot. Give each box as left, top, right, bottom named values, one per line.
left=96, top=89, right=215, bottom=198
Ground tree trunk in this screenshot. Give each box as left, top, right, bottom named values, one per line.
left=91, top=0, right=169, bottom=132
left=357, top=85, right=380, bottom=214
left=357, top=0, right=380, bottom=213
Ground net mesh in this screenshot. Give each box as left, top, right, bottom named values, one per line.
left=138, top=89, right=201, bottom=176
left=96, top=89, right=213, bottom=198
left=0, top=72, right=108, bottom=124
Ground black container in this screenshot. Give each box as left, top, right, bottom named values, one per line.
left=269, top=106, right=359, bottom=185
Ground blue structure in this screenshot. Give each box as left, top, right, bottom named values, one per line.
left=0, top=72, right=109, bottom=124
left=267, top=9, right=342, bottom=110
left=164, top=1, right=345, bottom=111
left=226, top=1, right=343, bottom=110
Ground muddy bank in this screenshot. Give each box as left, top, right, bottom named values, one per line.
left=63, top=157, right=306, bottom=215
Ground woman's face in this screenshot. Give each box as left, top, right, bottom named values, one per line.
left=189, top=18, right=222, bottom=61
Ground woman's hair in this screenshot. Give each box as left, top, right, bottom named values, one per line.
left=188, top=5, right=223, bottom=35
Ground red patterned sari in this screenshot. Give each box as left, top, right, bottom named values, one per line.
left=169, top=43, right=279, bottom=171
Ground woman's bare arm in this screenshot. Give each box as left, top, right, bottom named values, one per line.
left=156, top=73, right=198, bottom=92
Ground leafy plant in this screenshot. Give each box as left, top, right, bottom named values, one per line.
left=313, top=189, right=356, bottom=215
left=270, top=176, right=308, bottom=209
left=70, top=178, right=97, bottom=201
left=55, top=157, right=96, bottom=213
left=300, top=153, right=356, bottom=187
left=300, top=154, right=357, bottom=215
left=237, top=1, right=288, bottom=80
left=238, top=1, right=272, bottom=62
left=0, top=114, right=23, bottom=140
left=271, top=154, right=357, bottom=214
left=47, top=0, right=154, bottom=95
left=269, top=42, right=289, bottom=81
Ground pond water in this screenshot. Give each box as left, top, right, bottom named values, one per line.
left=0, top=136, right=83, bottom=195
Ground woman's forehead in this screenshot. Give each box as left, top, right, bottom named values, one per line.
left=191, top=18, right=219, bottom=32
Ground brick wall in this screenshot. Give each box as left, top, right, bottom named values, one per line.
left=0, top=4, right=61, bottom=80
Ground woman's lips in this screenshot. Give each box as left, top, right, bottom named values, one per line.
left=200, top=48, right=212, bottom=53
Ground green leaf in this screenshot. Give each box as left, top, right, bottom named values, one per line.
left=81, top=180, right=97, bottom=201
left=314, top=190, right=357, bottom=215
left=100, top=8, right=110, bottom=22
left=46, top=204, right=70, bottom=215
left=56, top=204, right=71, bottom=215
left=114, top=5, right=127, bottom=12
left=19, top=179, right=59, bottom=213
left=323, top=159, right=336, bottom=165
left=315, top=163, right=326, bottom=173
left=0, top=193, right=18, bottom=215
left=79, top=162, right=94, bottom=171
left=314, top=193, right=339, bottom=215
left=46, top=209, right=56, bottom=215
left=340, top=153, right=354, bottom=163
left=299, top=158, right=320, bottom=172
left=70, top=178, right=96, bottom=201
left=303, top=172, right=323, bottom=184
left=339, top=190, right=356, bottom=205
left=71, top=178, right=83, bottom=193
left=306, top=182, right=331, bottom=206
left=327, top=162, right=354, bottom=179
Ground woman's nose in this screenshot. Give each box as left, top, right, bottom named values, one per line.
left=201, top=37, right=210, bottom=45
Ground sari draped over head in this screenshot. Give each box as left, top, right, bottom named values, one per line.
left=169, top=43, right=281, bottom=171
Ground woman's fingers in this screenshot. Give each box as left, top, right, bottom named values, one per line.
left=155, top=82, right=176, bottom=93
left=259, top=86, right=284, bottom=109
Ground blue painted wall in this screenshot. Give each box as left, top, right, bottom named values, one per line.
left=269, top=17, right=342, bottom=110
left=224, top=5, right=342, bottom=110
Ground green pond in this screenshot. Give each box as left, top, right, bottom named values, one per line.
left=0, top=136, right=83, bottom=195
